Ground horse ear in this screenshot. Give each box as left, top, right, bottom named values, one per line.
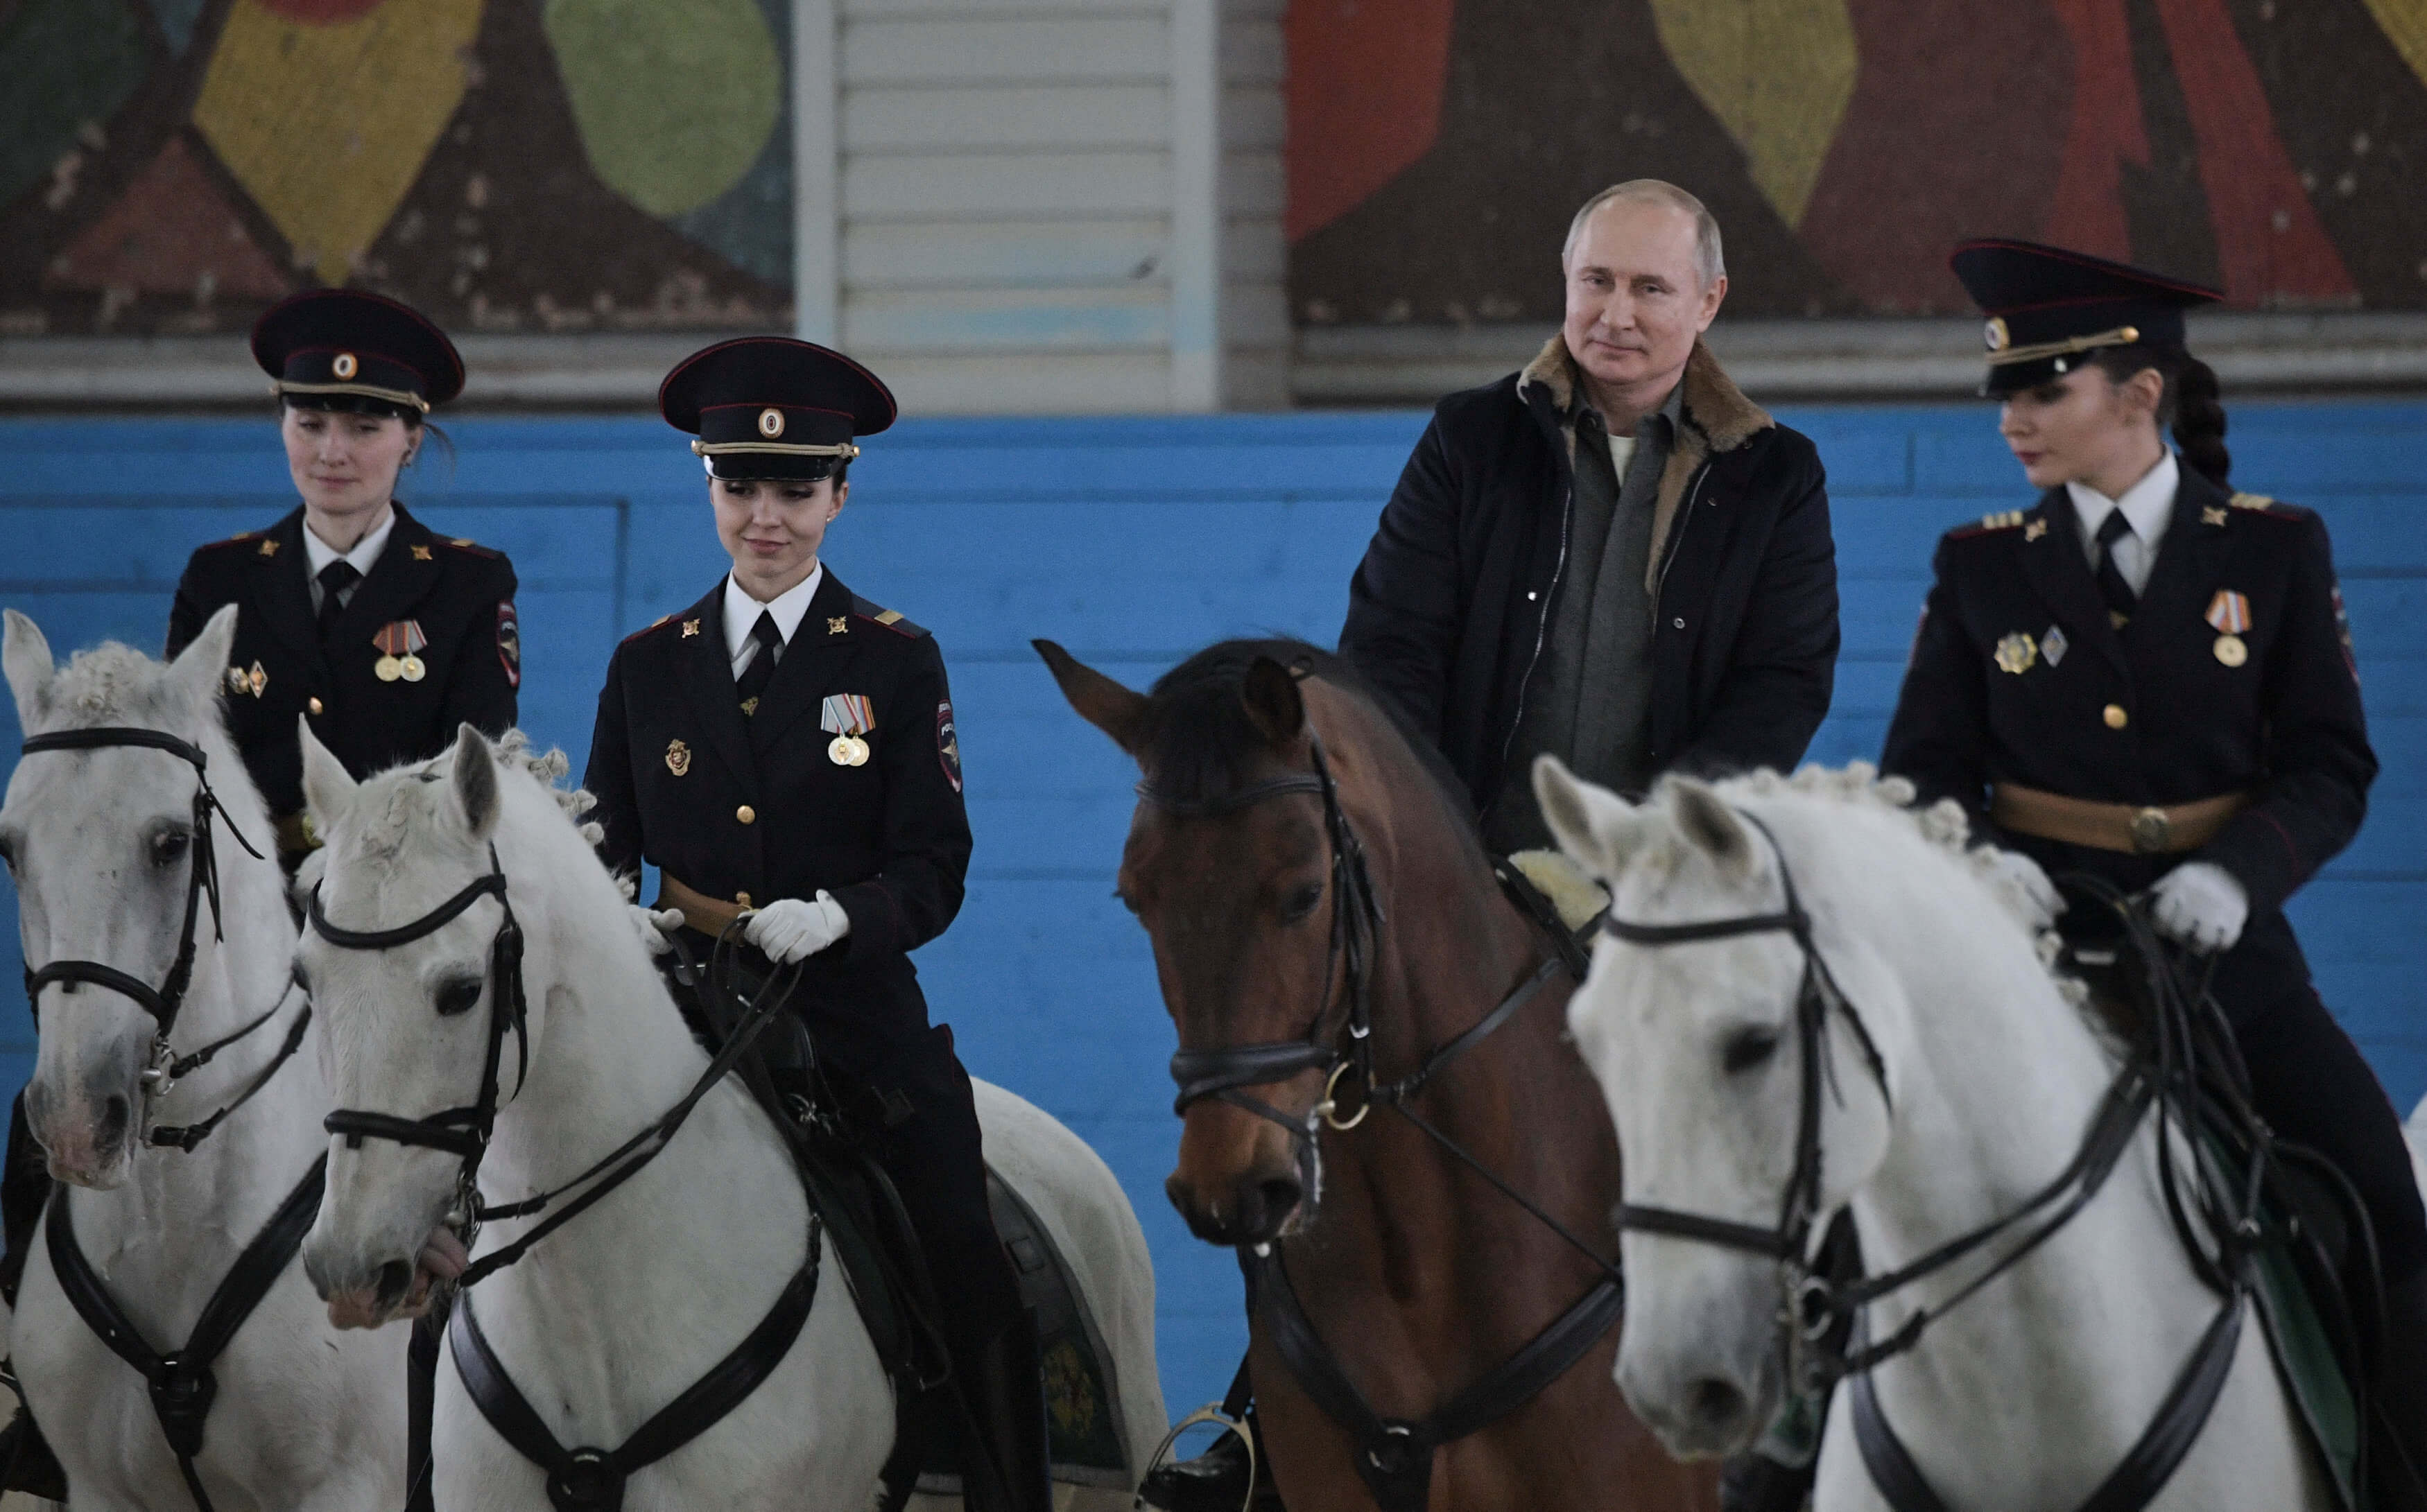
left=3, top=609, right=55, bottom=730
left=169, top=605, right=241, bottom=706
left=1033, top=639, right=1150, bottom=754
left=1668, top=777, right=1757, bottom=881
left=1239, top=657, right=1304, bottom=747
left=298, top=715, right=358, bottom=832
left=1534, top=754, right=1643, bottom=879
left=449, top=724, right=501, bottom=842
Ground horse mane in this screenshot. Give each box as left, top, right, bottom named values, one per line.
left=1144, top=638, right=1476, bottom=834
left=31, top=641, right=199, bottom=729
left=331, top=729, right=630, bottom=902
left=1688, top=761, right=2094, bottom=1017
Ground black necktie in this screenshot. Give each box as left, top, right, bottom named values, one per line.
left=316, top=561, right=361, bottom=643
left=2093, top=509, right=2136, bottom=624
left=736, top=611, right=783, bottom=715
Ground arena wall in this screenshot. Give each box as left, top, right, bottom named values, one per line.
left=2, top=400, right=2421, bottom=1416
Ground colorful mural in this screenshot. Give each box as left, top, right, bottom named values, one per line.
left=1286, top=0, right=2427, bottom=321
left=0, top=0, right=793, bottom=336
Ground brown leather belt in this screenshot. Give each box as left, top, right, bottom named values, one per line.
left=1990, top=783, right=2250, bottom=855
left=655, top=871, right=757, bottom=937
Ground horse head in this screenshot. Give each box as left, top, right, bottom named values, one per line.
left=1039, top=638, right=1440, bottom=1248
left=1535, top=758, right=1906, bottom=1458
left=1, top=606, right=264, bottom=1188
left=295, top=722, right=558, bottom=1328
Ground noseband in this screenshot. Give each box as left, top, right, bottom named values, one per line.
left=15, top=727, right=303, bottom=1151
left=1152, top=738, right=1387, bottom=1138
left=312, top=846, right=529, bottom=1239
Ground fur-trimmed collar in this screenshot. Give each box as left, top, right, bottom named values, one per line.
left=1518, top=334, right=1770, bottom=452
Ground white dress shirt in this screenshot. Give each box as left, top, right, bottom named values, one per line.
left=2066, top=450, right=2179, bottom=598
left=723, top=563, right=824, bottom=678
left=302, top=507, right=397, bottom=614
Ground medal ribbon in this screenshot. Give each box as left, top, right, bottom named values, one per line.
left=2205, top=592, right=2250, bottom=634
left=373, top=622, right=430, bottom=656
left=820, top=694, right=874, bottom=735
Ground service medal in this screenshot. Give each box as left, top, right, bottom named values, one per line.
left=375, top=655, right=403, bottom=681
left=822, top=693, right=876, bottom=767
left=829, top=736, right=860, bottom=767
left=1994, top=632, right=2037, bottom=675
left=665, top=738, right=691, bottom=776
left=2205, top=591, right=2252, bottom=668
left=2214, top=634, right=2247, bottom=667
left=399, top=654, right=426, bottom=682
left=374, top=620, right=430, bottom=685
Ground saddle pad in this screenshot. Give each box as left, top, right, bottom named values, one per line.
left=915, top=1165, right=1132, bottom=1493
left=2250, top=1215, right=2361, bottom=1509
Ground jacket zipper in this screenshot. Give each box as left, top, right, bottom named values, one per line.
left=1500, top=480, right=1573, bottom=781
left=1655, top=462, right=1711, bottom=612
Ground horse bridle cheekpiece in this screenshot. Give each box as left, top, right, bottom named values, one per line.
left=1153, top=736, right=1386, bottom=1138
left=312, top=845, right=528, bottom=1244
left=15, top=727, right=305, bottom=1152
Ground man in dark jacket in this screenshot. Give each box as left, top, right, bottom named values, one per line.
left=1339, top=180, right=1839, bottom=849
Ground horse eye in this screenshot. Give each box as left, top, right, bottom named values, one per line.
left=1722, top=1025, right=1781, bottom=1075
left=1281, top=882, right=1324, bottom=923
left=150, top=829, right=191, bottom=867
left=434, top=978, right=483, bottom=1017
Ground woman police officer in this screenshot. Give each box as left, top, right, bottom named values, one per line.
left=166, top=288, right=521, bottom=860
left=1882, top=238, right=2427, bottom=1482
left=582, top=336, right=1048, bottom=1512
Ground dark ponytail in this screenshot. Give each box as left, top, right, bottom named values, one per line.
left=2091, top=346, right=2230, bottom=487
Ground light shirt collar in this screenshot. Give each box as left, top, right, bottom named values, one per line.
left=2066, top=449, right=2179, bottom=556
left=302, top=506, right=397, bottom=581
left=723, top=562, right=824, bottom=669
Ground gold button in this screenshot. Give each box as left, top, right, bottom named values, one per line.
left=2102, top=704, right=2128, bottom=729
left=736, top=805, right=756, bottom=824
left=735, top=892, right=752, bottom=907
left=308, top=697, right=324, bottom=715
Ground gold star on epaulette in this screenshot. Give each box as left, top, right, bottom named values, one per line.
left=1977, top=510, right=2024, bottom=530
left=2228, top=492, right=2276, bottom=511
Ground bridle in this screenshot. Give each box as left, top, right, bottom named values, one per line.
left=309, top=842, right=804, bottom=1292
left=1146, top=731, right=1615, bottom=1278
left=15, top=727, right=306, bottom=1152
left=1600, top=810, right=2178, bottom=1391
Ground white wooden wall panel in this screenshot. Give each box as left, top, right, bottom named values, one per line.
left=806, top=0, right=1286, bottom=412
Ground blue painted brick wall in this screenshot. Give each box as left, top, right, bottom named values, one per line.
left=2, top=400, right=2421, bottom=1420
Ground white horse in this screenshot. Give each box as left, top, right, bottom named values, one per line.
left=0, top=607, right=406, bottom=1511
left=293, top=721, right=1163, bottom=1510
left=1535, top=758, right=2340, bottom=1510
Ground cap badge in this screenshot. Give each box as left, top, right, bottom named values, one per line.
left=1994, top=632, right=2038, bottom=675
left=332, top=352, right=359, bottom=380
left=1984, top=318, right=2010, bottom=352
left=758, top=408, right=786, bottom=439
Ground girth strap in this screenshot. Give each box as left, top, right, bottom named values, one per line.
left=44, top=1156, right=327, bottom=1512
left=1849, top=1285, right=2248, bottom=1512
left=1249, top=1245, right=1623, bottom=1512
left=447, top=1223, right=822, bottom=1512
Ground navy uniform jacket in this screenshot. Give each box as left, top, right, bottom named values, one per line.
left=1881, top=463, right=2376, bottom=1019
left=583, top=568, right=971, bottom=1036
left=165, top=503, right=520, bottom=819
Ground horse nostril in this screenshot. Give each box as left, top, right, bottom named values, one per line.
left=373, top=1260, right=414, bottom=1310
left=1686, top=1377, right=1747, bottom=1433
left=1254, top=1174, right=1302, bottom=1222
left=96, top=1095, right=130, bottom=1148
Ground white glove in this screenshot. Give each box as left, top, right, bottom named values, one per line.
left=743, top=892, right=851, bottom=964
left=2150, top=862, right=2249, bottom=953
left=628, top=905, right=684, bottom=957
left=1983, top=848, right=2064, bottom=931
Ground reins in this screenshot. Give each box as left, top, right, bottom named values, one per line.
left=309, top=847, right=803, bottom=1289
left=15, top=725, right=302, bottom=1152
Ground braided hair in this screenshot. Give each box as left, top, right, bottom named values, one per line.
left=2090, top=346, right=2229, bottom=487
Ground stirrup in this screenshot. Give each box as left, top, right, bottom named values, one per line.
left=1136, top=1403, right=1256, bottom=1512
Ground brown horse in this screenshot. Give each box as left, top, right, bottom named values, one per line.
left=1037, top=638, right=1716, bottom=1512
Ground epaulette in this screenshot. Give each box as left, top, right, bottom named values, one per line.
left=621, top=612, right=682, bottom=645
left=852, top=595, right=929, bottom=638
left=1949, top=510, right=2028, bottom=540
left=197, top=530, right=262, bottom=551
left=442, top=535, right=503, bottom=559
left=2226, top=490, right=2311, bottom=520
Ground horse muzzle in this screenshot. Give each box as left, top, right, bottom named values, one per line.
left=24, top=1068, right=139, bottom=1190
left=1612, top=1262, right=1783, bottom=1459
left=1167, top=1102, right=1313, bottom=1246
left=302, top=1223, right=467, bottom=1330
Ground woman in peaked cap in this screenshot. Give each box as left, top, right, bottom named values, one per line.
left=582, top=336, right=1048, bottom=1512
left=1882, top=238, right=2427, bottom=1492
left=165, top=288, right=520, bottom=862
